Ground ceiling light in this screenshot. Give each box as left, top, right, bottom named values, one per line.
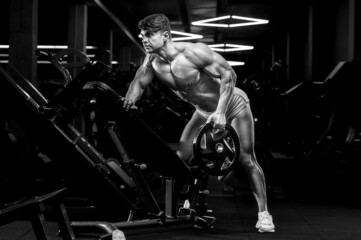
left=171, top=31, right=203, bottom=41
left=0, top=45, right=97, bottom=49
left=208, top=43, right=254, bottom=52
left=192, top=15, right=268, bottom=28
left=37, top=45, right=68, bottom=49
left=230, top=16, right=269, bottom=27
left=137, top=31, right=203, bottom=41
left=228, top=61, right=245, bottom=66
left=193, top=15, right=230, bottom=28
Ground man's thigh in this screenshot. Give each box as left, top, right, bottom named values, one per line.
left=231, top=103, right=255, bottom=154
left=177, top=111, right=206, bottom=161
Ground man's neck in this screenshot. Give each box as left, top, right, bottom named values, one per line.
left=157, top=41, right=178, bottom=63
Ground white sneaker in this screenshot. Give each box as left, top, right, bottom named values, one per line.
left=112, top=229, right=126, bottom=240
left=256, top=211, right=275, bottom=233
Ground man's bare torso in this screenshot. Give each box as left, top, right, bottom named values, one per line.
left=149, top=42, right=221, bottom=112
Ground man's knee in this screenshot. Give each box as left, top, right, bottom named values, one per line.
left=176, top=145, right=192, bottom=162
left=177, top=151, right=189, bottom=162
left=239, top=151, right=257, bottom=171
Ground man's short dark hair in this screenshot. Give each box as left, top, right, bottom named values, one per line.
left=138, top=14, right=171, bottom=36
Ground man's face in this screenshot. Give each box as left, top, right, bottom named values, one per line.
left=139, top=30, right=167, bottom=53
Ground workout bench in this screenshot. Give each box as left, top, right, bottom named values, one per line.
left=0, top=188, right=75, bottom=240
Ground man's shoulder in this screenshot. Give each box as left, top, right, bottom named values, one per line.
left=180, top=42, right=208, bottom=52
left=182, top=42, right=213, bottom=65
left=182, top=42, right=212, bottom=57
left=143, top=54, right=159, bottom=67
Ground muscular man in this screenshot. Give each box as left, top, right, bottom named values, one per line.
left=123, top=13, right=275, bottom=233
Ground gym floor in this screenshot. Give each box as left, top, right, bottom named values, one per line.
left=1, top=173, right=361, bottom=240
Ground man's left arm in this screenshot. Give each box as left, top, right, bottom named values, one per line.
left=213, top=66, right=236, bottom=116
left=188, top=43, right=237, bottom=129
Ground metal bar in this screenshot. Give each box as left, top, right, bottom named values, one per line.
left=93, top=0, right=145, bottom=55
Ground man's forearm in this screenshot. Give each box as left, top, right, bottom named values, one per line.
left=125, top=81, right=143, bottom=103
left=215, top=73, right=235, bottom=114
left=125, top=65, right=153, bottom=103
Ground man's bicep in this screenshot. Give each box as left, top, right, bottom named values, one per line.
left=187, top=44, right=223, bottom=77
left=137, top=54, right=155, bottom=87
left=204, top=52, right=232, bottom=78
left=134, top=65, right=154, bottom=88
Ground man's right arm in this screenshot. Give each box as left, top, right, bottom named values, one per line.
left=123, top=55, right=155, bottom=111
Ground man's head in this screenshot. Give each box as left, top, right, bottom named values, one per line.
left=138, top=14, right=172, bottom=53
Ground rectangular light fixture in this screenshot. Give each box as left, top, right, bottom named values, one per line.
left=228, top=61, right=245, bottom=66
left=192, top=15, right=269, bottom=28
left=230, top=15, right=269, bottom=27
left=138, top=31, right=203, bottom=41
left=171, top=30, right=203, bottom=41
left=0, top=45, right=97, bottom=49
left=0, top=60, right=66, bottom=64
left=208, top=43, right=254, bottom=52
left=0, top=59, right=118, bottom=64
left=192, top=15, right=230, bottom=28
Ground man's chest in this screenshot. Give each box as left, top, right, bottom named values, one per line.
left=152, top=55, right=200, bottom=90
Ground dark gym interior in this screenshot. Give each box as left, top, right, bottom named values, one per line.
left=1, top=0, right=361, bottom=239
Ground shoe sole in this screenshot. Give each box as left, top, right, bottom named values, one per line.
left=258, top=228, right=275, bottom=233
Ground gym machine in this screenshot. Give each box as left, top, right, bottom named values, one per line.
left=0, top=49, right=240, bottom=239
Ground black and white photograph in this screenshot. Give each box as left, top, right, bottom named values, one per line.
left=0, top=0, right=360, bottom=239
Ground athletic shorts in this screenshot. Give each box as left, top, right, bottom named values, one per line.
left=196, top=87, right=250, bottom=121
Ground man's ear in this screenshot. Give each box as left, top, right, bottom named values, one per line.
left=163, top=31, right=170, bottom=41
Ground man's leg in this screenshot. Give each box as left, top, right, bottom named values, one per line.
left=176, top=111, right=206, bottom=162
left=231, top=103, right=275, bottom=232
